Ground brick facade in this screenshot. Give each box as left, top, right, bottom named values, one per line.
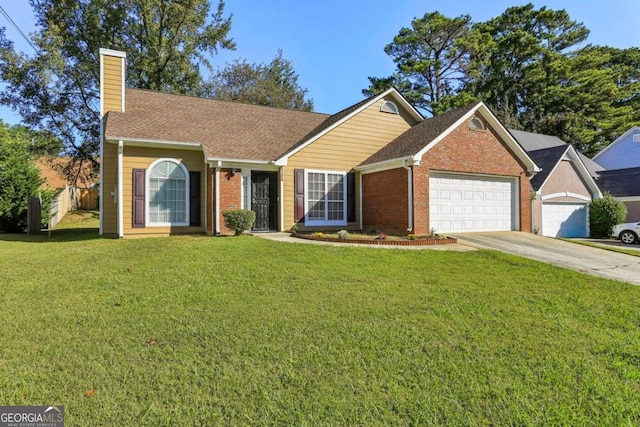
left=207, top=167, right=243, bottom=235
left=363, top=116, right=532, bottom=235
left=362, top=168, right=409, bottom=234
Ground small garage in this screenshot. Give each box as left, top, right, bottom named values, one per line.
left=541, top=203, right=588, bottom=238
left=429, top=173, right=517, bottom=233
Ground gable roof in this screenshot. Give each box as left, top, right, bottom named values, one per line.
left=275, top=87, right=424, bottom=163
left=104, top=88, right=329, bottom=162
left=578, top=153, right=605, bottom=178
left=508, top=129, right=566, bottom=151
left=358, top=102, right=539, bottom=173
left=526, top=145, right=570, bottom=191
left=597, top=166, right=640, bottom=197
left=592, top=126, right=640, bottom=160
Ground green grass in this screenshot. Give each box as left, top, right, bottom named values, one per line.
left=562, top=238, right=640, bottom=257
left=1, top=212, right=639, bottom=425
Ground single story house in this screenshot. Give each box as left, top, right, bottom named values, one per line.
left=510, top=130, right=601, bottom=237
left=99, top=48, right=539, bottom=238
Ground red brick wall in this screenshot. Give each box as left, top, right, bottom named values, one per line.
left=414, top=117, right=532, bottom=233
left=362, top=168, right=409, bottom=234
left=207, top=168, right=243, bottom=235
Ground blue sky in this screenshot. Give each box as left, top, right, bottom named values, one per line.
left=1, top=1, right=639, bottom=125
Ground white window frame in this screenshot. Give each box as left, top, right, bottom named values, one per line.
left=146, top=158, right=190, bottom=227
left=304, top=169, right=347, bottom=226
left=241, top=170, right=251, bottom=210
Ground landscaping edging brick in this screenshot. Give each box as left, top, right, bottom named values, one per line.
left=291, top=232, right=457, bottom=246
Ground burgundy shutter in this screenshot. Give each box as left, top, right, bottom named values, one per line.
left=294, top=169, right=305, bottom=222
left=347, top=172, right=356, bottom=222
left=132, top=168, right=145, bottom=228
left=189, top=171, right=201, bottom=226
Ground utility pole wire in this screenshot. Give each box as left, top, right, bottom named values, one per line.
left=0, top=6, right=38, bottom=53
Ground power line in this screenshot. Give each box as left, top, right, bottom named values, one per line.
left=0, top=5, right=38, bottom=53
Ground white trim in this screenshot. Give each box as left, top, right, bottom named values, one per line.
left=105, top=137, right=202, bottom=150
left=593, top=126, right=640, bottom=160
left=206, top=156, right=272, bottom=165
left=304, top=169, right=348, bottom=227
left=615, top=196, right=640, bottom=202
left=98, top=48, right=126, bottom=58
left=99, top=52, right=104, bottom=235
left=276, top=88, right=423, bottom=163
left=145, top=158, right=190, bottom=227
left=541, top=192, right=592, bottom=202
left=358, top=172, right=363, bottom=230
left=121, top=56, right=126, bottom=112
left=279, top=167, right=285, bottom=231
left=355, top=158, right=419, bottom=175
left=536, top=145, right=602, bottom=200
left=240, top=170, right=250, bottom=211
left=117, top=140, right=124, bottom=238
left=415, top=103, right=539, bottom=173
left=429, top=171, right=519, bottom=232
left=215, top=162, right=221, bottom=234
left=403, top=160, right=413, bottom=232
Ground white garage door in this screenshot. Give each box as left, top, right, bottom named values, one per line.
left=429, top=173, right=516, bottom=233
left=542, top=203, right=588, bottom=238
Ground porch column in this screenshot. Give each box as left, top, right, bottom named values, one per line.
left=117, top=140, right=124, bottom=238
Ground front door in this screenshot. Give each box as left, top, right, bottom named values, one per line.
left=251, top=172, right=277, bottom=231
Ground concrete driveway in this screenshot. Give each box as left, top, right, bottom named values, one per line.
left=452, top=232, right=640, bottom=286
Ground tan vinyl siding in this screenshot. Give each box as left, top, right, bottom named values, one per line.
left=121, top=146, right=206, bottom=237
left=102, top=55, right=123, bottom=113
left=283, top=96, right=419, bottom=229
left=101, top=142, right=118, bottom=236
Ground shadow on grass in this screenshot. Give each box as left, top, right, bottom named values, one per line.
left=0, top=228, right=101, bottom=243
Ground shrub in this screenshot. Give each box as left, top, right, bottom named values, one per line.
left=589, top=192, right=627, bottom=238
left=407, top=234, right=417, bottom=240
left=337, top=230, right=350, bottom=240
left=222, top=209, right=256, bottom=236
left=0, top=139, right=53, bottom=232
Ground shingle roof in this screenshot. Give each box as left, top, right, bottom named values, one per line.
left=597, top=167, right=640, bottom=197
left=579, top=153, right=605, bottom=178
left=509, top=129, right=566, bottom=151
left=36, top=157, right=98, bottom=189
left=526, top=145, right=570, bottom=191
left=360, top=102, right=478, bottom=165
left=104, top=88, right=329, bottom=162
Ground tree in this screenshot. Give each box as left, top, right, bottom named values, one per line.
left=363, top=11, right=478, bottom=115
left=466, top=4, right=589, bottom=129
left=0, top=122, right=54, bottom=232
left=0, top=0, right=235, bottom=182
left=204, top=50, right=314, bottom=111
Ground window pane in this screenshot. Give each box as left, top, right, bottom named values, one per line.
left=148, top=161, right=187, bottom=224
left=305, top=171, right=345, bottom=223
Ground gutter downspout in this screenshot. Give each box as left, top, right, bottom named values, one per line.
left=215, top=161, right=221, bottom=234
left=359, top=173, right=363, bottom=230
left=117, top=140, right=124, bottom=238
left=403, top=160, right=413, bottom=233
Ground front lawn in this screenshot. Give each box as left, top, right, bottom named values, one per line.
left=1, top=219, right=639, bottom=425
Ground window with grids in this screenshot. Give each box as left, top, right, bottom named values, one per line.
left=148, top=160, right=188, bottom=225
left=306, top=171, right=346, bottom=225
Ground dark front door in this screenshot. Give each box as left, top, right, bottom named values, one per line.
left=251, top=172, right=277, bottom=231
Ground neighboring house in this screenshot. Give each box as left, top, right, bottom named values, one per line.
left=592, top=126, right=640, bottom=170
left=510, top=130, right=601, bottom=238
left=596, top=167, right=640, bottom=221
left=99, top=48, right=538, bottom=238
left=36, top=157, right=99, bottom=228
left=588, top=126, right=640, bottom=222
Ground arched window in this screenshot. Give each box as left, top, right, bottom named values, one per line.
left=380, top=100, right=399, bottom=114
left=469, top=117, right=485, bottom=131
left=147, top=159, right=189, bottom=225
